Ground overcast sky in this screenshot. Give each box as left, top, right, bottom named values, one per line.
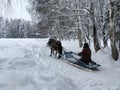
left=0, top=0, right=31, bottom=21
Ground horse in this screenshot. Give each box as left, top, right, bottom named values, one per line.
left=47, top=37, right=62, bottom=59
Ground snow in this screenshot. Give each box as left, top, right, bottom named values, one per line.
left=0, top=38, right=120, bottom=90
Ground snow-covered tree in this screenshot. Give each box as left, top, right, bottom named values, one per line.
left=108, top=0, right=119, bottom=60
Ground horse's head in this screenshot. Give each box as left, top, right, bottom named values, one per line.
left=48, top=38, right=56, bottom=45
left=47, top=38, right=62, bottom=49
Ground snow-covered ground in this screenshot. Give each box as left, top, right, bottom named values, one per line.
left=0, top=38, right=120, bottom=90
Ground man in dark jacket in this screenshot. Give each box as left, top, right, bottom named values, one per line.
left=78, top=43, right=96, bottom=65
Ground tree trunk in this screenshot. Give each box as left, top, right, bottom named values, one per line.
left=93, top=24, right=101, bottom=52
left=74, top=0, right=83, bottom=47
left=90, top=1, right=101, bottom=52
left=102, top=23, right=109, bottom=47
left=118, top=39, right=120, bottom=52
left=78, top=29, right=83, bottom=47
left=109, top=0, right=119, bottom=61
left=109, top=29, right=119, bottom=60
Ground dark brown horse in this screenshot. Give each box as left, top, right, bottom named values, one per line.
left=47, top=37, right=62, bottom=59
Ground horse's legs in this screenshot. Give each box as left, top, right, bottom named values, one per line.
left=57, top=54, right=61, bottom=59
left=57, top=47, right=62, bottom=59
left=53, top=49, right=54, bottom=55
left=55, top=51, right=57, bottom=58
left=50, top=48, right=52, bottom=56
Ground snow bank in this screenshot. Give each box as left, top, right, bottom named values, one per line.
left=0, top=38, right=120, bottom=90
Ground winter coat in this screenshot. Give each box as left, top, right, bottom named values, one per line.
left=78, top=48, right=91, bottom=64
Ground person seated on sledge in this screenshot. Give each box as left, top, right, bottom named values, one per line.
left=78, top=43, right=96, bottom=65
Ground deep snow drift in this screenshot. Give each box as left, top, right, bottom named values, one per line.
left=0, top=38, right=120, bottom=90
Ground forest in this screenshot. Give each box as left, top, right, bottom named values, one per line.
left=0, top=0, right=120, bottom=60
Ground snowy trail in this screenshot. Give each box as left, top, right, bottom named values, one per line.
left=0, top=39, right=120, bottom=90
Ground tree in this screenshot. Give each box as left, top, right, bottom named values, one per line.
left=29, top=0, right=75, bottom=39
left=109, top=0, right=119, bottom=60
left=90, top=0, right=101, bottom=52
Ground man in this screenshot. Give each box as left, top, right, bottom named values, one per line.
left=78, top=43, right=96, bottom=65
